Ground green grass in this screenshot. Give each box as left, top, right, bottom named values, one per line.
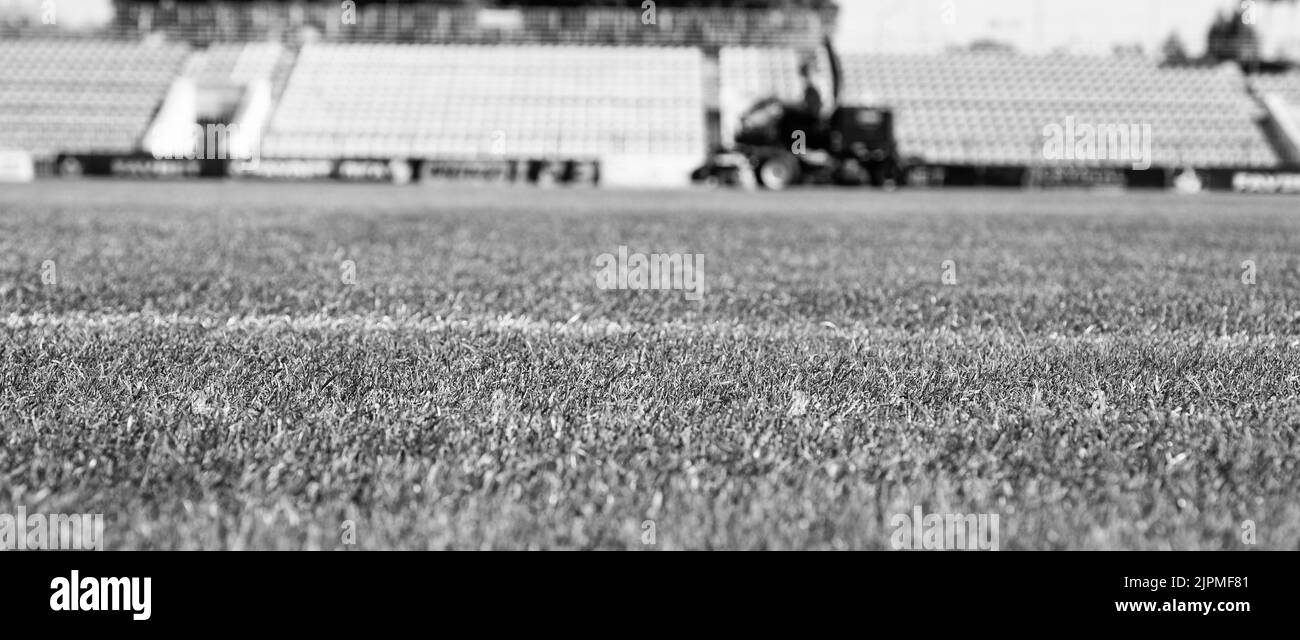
left=2, top=181, right=1298, bottom=549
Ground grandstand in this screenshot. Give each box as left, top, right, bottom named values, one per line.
left=262, top=43, right=705, bottom=164
left=0, top=39, right=189, bottom=159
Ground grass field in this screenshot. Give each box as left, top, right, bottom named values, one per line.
left=2, top=180, right=1299, bottom=549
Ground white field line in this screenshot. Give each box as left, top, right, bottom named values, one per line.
left=2, top=311, right=1296, bottom=348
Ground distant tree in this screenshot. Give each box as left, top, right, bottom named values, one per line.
left=1160, top=32, right=1189, bottom=65
left=1206, top=8, right=1261, bottom=64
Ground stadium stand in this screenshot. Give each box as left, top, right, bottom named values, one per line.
left=0, top=39, right=190, bottom=159
left=854, top=53, right=1279, bottom=169
left=261, top=43, right=706, bottom=166
left=721, top=48, right=1280, bottom=169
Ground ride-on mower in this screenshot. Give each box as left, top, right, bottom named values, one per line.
left=694, top=38, right=909, bottom=190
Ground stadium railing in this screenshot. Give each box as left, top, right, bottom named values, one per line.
left=0, top=4, right=830, bottom=48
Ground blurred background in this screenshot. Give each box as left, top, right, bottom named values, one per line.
left=1, top=0, right=1298, bottom=190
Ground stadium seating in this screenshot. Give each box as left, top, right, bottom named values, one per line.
left=183, top=42, right=285, bottom=85
left=720, top=48, right=1280, bottom=169
left=0, top=39, right=190, bottom=158
left=262, top=43, right=706, bottom=161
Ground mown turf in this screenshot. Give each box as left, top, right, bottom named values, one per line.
left=1, top=181, right=1298, bottom=549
